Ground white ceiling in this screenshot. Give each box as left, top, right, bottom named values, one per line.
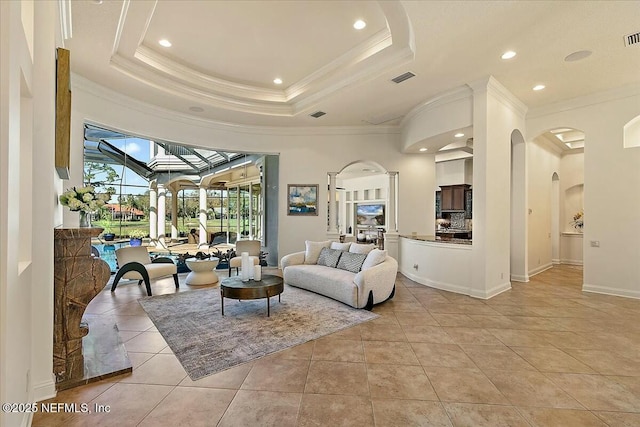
left=66, top=0, right=640, bottom=128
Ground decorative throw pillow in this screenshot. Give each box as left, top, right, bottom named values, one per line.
left=349, top=243, right=376, bottom=255
left=304, top=240, right=331, bottom=265
left=330, top=241, right=351, bottom=251
left=362, top=249, right=387, bottom=270
left=317, top=247, right=342, bottom=268
left=336, top=251, right=367, bottom=273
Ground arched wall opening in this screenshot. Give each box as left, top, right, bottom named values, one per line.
left=623, top=115, right=640, bottom=149
left=510, top=129, right=528, bottom=282
left=331, top=160, right=396, bottom=248
left=528, top=127, right=584, bottom=274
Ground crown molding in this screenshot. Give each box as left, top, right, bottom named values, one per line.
left=108, top=0, right=414, bottom=118
left=73, top=74, right=400, bottom=137
left=527, top=83, right=640, bottom=119
left=469, top=76, right=528, bottom=117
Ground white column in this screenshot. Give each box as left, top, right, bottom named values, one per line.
left=149, top=183, right=157, bottom=243
left=384, top=171, right=400, bottom=259
left=199, top=185, right=208, bottom=247
left=328, top=172, right=338, bottom=233
left=171, top=187, right=178, bottom=242
left=156, top=183, right=166, bottom=249
left=387, top=171, right=398, bottom=232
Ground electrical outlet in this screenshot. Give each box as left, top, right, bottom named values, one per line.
left=590, top=240, right=600, bottom=247
left=413, top=263, right=418, bottom=270
left=501, top=273, right=504, bottom=279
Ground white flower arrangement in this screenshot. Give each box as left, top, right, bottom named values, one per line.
left=59, top=186, right=111, bottom=212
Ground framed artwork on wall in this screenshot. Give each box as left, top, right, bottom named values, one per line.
left=55, top=47, right=71, bottom=179
left=287, top=184, right=318, bottom=216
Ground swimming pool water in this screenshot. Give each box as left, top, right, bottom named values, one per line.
left=93, top=243, right=178, bottom=273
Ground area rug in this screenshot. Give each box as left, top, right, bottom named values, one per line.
left=138, top=285, right=378, bottom=380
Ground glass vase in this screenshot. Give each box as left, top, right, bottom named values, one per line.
left=79, top=211, right=91, bottom=228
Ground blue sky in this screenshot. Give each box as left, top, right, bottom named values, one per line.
left=104, top=137, right=150, bottom=197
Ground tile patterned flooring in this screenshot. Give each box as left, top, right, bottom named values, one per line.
left=33, top=265, right=640, bottom=426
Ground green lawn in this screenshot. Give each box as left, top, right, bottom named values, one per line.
left=94, top=218, right=242, bottom=238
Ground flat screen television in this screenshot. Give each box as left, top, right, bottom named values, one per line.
left=356, top=204, right=385, bottom=227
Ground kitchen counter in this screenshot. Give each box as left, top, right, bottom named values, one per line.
left=399, top=236, right=472, bottom=296
left=401, top=234, right=472, bottom=245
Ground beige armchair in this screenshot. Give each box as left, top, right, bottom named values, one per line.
left=111, top=246, right=179, bottom=296
left=228, top=239, right=260, bottom=277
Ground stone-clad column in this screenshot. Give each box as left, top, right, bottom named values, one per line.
left=53, top=228, right=110, bottom=390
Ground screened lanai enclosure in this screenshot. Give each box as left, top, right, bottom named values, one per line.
left=83, top=123, right=279, bottom=264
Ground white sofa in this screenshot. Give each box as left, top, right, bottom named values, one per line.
left=281, top=241, right=398, bottom=310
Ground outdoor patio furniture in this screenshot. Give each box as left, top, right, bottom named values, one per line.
left=111, top=246, right=179, bottom=296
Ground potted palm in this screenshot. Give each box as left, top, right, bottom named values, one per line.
left=129, top=229, right=146, bottom=247
left=101, top=209, right=116, bottom=241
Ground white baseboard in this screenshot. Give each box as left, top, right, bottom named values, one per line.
left=399, top=271, right=511, bottom=300
left=469, top=281, right=512, bottom=299
left=22, top=413, right=33, bottom=427
left=583, top=284, right=640, bottom=300
left=528, top=262, right=553, bottom=278
left=552, top=258, right=561, bottom=265
left=399, top=270, right=470, bottom=296
left=560, top=259, right=583, bottom=266
left=32, top=377, right=56, bottom=402
left=511, top=274, right=529, bottom=282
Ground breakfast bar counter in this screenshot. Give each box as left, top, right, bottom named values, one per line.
left=399, top=235, right=472, bottom=296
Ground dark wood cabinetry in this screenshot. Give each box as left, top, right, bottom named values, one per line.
left=440, top=185, right=470, bottom=211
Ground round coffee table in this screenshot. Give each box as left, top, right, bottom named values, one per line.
left=220, top=274, right=284, bottom=317
left=185, top=257, right=219, bottom=286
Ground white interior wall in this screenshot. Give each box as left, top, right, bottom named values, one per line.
left=1, top=2, right=58, bottom=426
left=470, top=77, right=527, bottom=298
left=527, top=140, right=561, bottom=276
left=68, top=77, right=436, bottom=260
left=527, top=87, right=640, bottom=299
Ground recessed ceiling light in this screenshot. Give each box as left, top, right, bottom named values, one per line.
left=501, top=51, right=516, bottom=60
left=158, top=39, right=172, bottom=48
left=533, top=84, right=546, bottom=91
left=273, top=78, right=283, bottom=85
left=419, top=148, right=428, bottom=152
left=92, top=0, right=103, bottom=4
left=189, top=106, right=204, bottom=113
left=564, top=50, right=592, bottom=62
left=454, top=133, right=465, bottom=138
left=353, top=20, right=366, bottom=30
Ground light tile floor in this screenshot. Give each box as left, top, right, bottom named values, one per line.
left=33, top=265, right=640, bottom=426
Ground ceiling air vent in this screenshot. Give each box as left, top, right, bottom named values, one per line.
left=625, top=31, right=640, bottom=47
left=391, top=71, right=416, bottom=84
left=310, top=111, right=326, bottom=118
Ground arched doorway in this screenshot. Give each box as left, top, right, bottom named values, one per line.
left=330, top=160, right=398, bottom=256
left=510, top=129, right=528, bottom=281
left=530, top=127, right=584, bottom=276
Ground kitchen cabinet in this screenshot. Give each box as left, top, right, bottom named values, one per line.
left=440, top=185, right=470, bottom=211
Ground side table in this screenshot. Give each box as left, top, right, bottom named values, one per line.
left=185, top=257, right=219, bottom=286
